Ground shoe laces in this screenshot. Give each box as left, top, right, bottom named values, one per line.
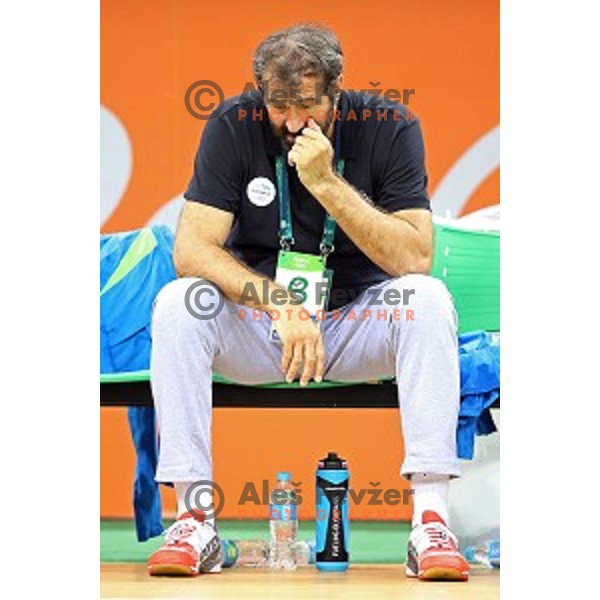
left=423, top=523, right=456, bottom=550
left=164, top=518, right=198, bottom=546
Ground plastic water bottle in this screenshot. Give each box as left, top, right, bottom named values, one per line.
left=229, top=539, right=269, bottom=567
left=268, top=471, right=298, bottom=570
left=220, top=539, right=314, bottom=568
left=464, top=540, right=500, bottom=568
left=315, top=452, right=350, bottom=571
left=220, top=539, right=239, bottom=568
left=295, top=540, right=316, bottom=566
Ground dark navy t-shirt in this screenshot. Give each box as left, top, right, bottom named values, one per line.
left=184, top=89, right=430, bottom=309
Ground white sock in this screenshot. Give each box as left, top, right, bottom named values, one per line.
left=174, top=482, right=216, bottom=528
left=410, top=473, right=450, bottom=527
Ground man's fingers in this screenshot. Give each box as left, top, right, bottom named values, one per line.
left=314, top=336, right=325, bottom=383
left=300, top=126, right=320, bottom=139
left=286, top=343, right=304, bottom=383
left=288, top=143, right=310, bottom=167
left=292, top=135, right=312, bottom=148
left=307, top=117, right=321, bottom=131
left=287, top=148, right=299, bottom=167
left=300, top=340, right=317, bottom=387
left=280, top=342, right=293, bottom=374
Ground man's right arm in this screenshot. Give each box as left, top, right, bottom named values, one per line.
left=173, top=200, right=324, bottom=385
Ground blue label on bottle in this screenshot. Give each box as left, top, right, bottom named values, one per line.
left=269, top=502, right=297, bottom=521
left=489, top=540, right=500, bottom=567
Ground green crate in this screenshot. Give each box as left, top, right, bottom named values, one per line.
left=431, top=222, right=500, bottom=333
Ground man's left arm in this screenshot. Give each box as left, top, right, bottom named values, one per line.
left=289, top=118, right=433, bottom=277
left=313, top=178, right=432, bottom=276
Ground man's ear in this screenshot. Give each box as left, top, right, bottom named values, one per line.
left=332, top=75, right=343, bottom=95
left=330, top=76, right=343, bottom=108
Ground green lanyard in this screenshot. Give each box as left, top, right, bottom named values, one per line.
left=275, top=130, right=344, bottom=259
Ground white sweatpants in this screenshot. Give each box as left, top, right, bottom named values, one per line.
left=151, top=274, right=461, bottom=483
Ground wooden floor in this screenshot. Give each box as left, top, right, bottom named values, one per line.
left=101, top=563, right=499, bottom=599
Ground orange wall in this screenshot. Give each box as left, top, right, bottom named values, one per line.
left=101, top=406, right=409, bottom=521
left=100, top=0, right=499, bottom=519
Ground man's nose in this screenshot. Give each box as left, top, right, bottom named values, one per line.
left=285, top=108, right=306, bottom=134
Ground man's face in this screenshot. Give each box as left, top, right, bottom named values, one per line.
left=263, top=72, right=337, bottom=150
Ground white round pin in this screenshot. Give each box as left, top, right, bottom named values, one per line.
left=246, top=177, right=276, bottom=207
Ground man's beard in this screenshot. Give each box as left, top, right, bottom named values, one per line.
left=272, top=104, right=336, bottom=151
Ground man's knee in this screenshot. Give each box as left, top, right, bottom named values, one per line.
left=153, top=277, right=224, bottom=331
left=385, top=274, right=456, bottom=324
left=154, top=278, right=196, bottom=320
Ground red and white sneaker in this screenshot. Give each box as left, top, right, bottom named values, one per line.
left=147, top=511, right=223, bottom=576
left=405, top=510, right=469, bottom=581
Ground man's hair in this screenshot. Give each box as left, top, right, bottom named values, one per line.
left=252, top=24, right=343, bottom=99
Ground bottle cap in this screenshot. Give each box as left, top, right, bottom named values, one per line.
left=318, top=451, right=347, bottom=469
left=277, top=471, right=291, bottom=481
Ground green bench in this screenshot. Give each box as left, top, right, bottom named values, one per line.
left=100, top=221, right=499, bottom=409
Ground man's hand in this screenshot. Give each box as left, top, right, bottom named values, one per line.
left=287, top=118, right=337, bottom=195
left=273, top=303, right=325, bottom=386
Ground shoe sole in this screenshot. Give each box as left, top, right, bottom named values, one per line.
left=148, top=564, right=199, bottom=577
left=148, top=560, right=223, bottom=576
left=201, top=564, right=222, bottom=574
left=419, top=566, right=469, bottom=581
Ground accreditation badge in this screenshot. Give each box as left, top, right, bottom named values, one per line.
left=269, top=251, right=332, bottom=343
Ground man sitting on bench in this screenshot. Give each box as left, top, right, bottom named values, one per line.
left=148, top=23, right=469, bottom=581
